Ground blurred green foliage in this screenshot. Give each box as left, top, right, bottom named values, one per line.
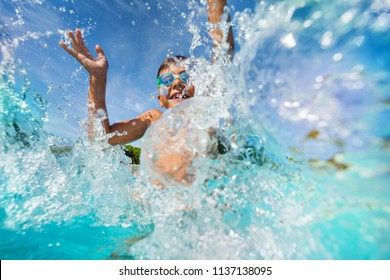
left=124, top=145, right=141, bottom=165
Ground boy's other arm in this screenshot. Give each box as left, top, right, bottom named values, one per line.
left=207, top=0, right=235, bottom=61
left=107, top=109, right=163, bottom=146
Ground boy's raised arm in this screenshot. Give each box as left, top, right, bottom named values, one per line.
left=59, top=29, right=110, bottom=140
left=59, top=29, right=161, bottom=145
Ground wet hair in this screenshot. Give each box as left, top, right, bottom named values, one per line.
left=157, top=55, right=188, bottom=78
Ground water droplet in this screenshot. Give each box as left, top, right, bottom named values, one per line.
left=315, top=76, right=324, bottom=83
left=341, top=11, right=354, bottom=24
left=352, top=35, right=364, bottom=47
left=312, top=11, right=322, bottom=19
left=333, top=53, right=342, bottom=61
left=280, top=33, right=296, bottom=49
left=303, top=20, right=313, bottom=28
left=96, top=108, right=106, bottom=118
left=320, top=31, right=333, bottom=48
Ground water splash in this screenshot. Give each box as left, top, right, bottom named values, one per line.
left=1, top=0, right=389, bottom=260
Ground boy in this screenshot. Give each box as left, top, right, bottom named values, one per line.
left=59, top=0, right=234, bottom=183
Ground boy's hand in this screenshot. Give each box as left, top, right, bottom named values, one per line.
left=59, top=29, right=108, bottom=78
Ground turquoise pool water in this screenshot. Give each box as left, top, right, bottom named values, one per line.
left=1, top=0, right=389, bottom=259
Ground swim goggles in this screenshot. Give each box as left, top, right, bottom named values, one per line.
left=156, top=72, right=190, bottom=87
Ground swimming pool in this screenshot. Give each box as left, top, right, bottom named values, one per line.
left=1, top=0, right=389, bottom=259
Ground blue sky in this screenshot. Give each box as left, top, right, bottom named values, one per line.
left=0, top=0, right=256, bottom=147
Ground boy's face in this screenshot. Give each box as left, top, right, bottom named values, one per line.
left=157, top=65, right=195, bottom=109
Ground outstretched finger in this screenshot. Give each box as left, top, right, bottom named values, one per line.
left=68, top=30, right=78, bottom=50
left=75, top=29, right=88, bottom=50
left=59, top=41, right=78, bottom=59
left=95, top=45, right=105, bottom=58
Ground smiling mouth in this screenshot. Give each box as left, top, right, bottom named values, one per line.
left=169, top=92, right=190, bottom=101
left=172, top=93, right=189, bottom=99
